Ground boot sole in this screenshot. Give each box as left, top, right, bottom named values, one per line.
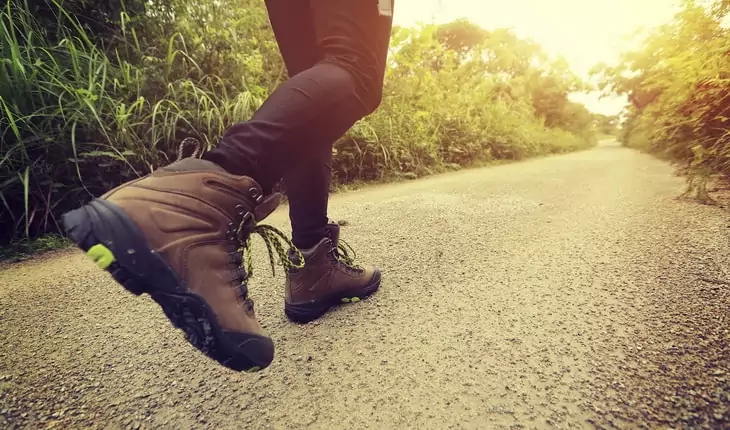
left=284, top=271, right=381, bottom=323
left=61, top=198, right=274, bottom=373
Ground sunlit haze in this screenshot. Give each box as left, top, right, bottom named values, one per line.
left=392, top=0, right=684, bottom=116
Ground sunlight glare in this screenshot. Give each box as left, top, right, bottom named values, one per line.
left=392, top=0, right=684, bottom=115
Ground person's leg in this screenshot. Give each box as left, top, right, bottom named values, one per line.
left=281, top=0, right=394, bottom=323
left=259, top=0, right=332, bottom=251
left=258, top=0, right=393, bottom=324
left=202, top=0, right=393, bottom=195
left=283, top=148, right=333, bottom=250
left=283, top=0, right=394, bottom=249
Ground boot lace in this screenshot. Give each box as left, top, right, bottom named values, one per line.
left=226, top=211, right=304, bottom=310
left=331, top=238, right=363, bottom=274
left=176, top=137, right=305, bottom=307
left=236, top=214, right=305, bottom=284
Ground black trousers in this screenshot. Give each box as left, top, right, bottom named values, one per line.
left=203, top=0, right=393, bottom=249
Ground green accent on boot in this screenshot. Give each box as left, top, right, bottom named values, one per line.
left=86, top=244, right=116, bottom=269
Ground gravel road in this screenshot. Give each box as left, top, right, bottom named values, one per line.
left=1, top=141, right=728, bottom=429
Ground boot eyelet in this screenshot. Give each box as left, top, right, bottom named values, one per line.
left=235, top=204, right=245, bottom=216
left=248, top=187, right=263, bottom=203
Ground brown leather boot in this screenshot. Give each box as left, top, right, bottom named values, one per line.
left=61, top=155, right=302, bottom=372
left=284, top=223, right=381, bottom=323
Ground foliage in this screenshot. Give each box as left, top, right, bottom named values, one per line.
left=592, top=0, right=730, bottom=181
left=593, top=113, right=620, bottom=136
left=0, top=234, right=71, bottom=263
left=0, top=0, right=597, bottom=245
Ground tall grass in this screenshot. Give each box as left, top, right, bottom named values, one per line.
left=1, top=0, right=264, bottom=243
left=0, top=0, right=597, bottom=245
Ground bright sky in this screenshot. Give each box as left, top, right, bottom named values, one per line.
left=392, top=0, right=684, bottom=116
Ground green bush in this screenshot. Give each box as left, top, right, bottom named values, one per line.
left=0, top=0, right=597, bottom=245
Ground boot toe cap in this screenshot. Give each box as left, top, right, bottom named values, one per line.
left=220, top=330, right=275, bottom=371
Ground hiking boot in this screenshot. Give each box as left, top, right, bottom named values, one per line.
left=61, top=151, right=302, bottom=372
left=284, top=222, right=381, bottom=323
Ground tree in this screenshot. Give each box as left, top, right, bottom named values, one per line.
left=591, top=0, right=730, bottom=196
left=592, top=114, right=619, bottom=135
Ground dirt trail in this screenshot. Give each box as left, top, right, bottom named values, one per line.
left=1, top=141, right=728, bottom=429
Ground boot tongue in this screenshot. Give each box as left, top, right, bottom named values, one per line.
left=158, top=157, right=228, bottom=173
left=253, top=193, right=282, bottom=221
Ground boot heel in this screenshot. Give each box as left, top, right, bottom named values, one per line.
left=61, top=201, right=148, bottom=296
left=285, top=301, right=331, bottom=324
